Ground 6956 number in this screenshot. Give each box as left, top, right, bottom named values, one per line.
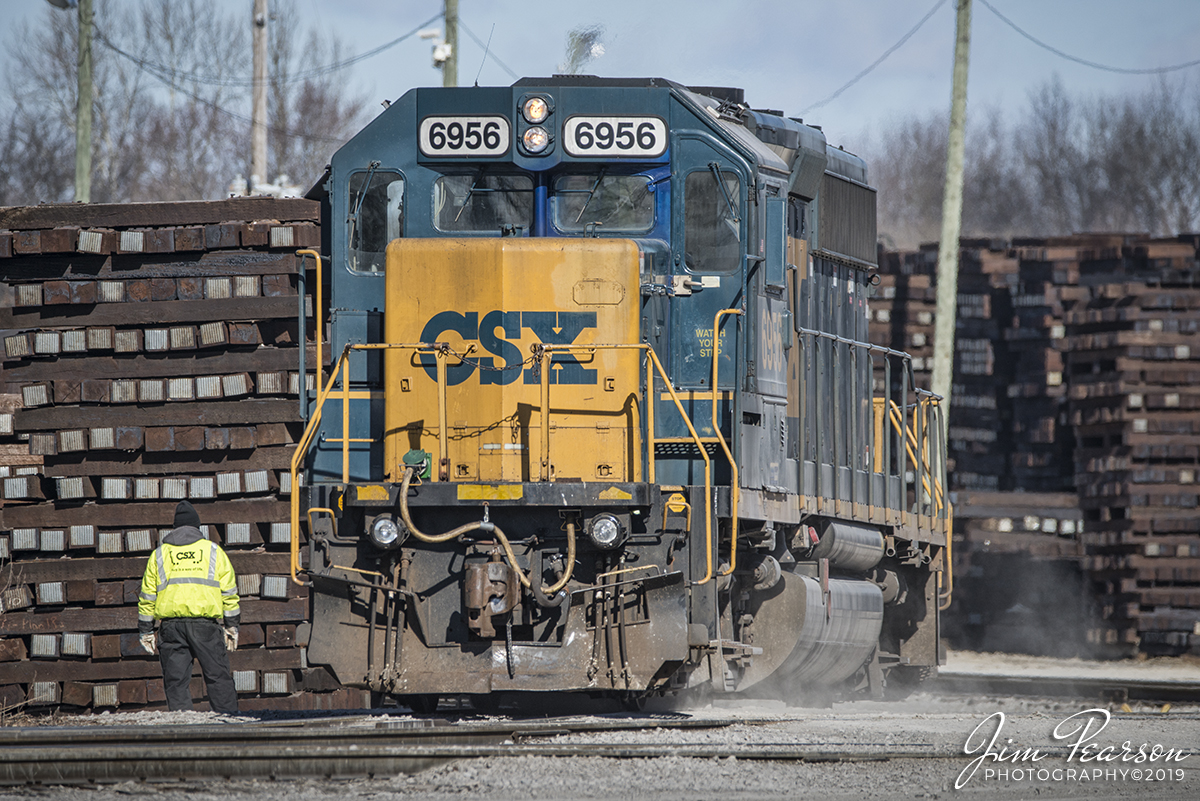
left=419, top=116, right=510, bottom=157
left=565, top=116, right=667, bottom=158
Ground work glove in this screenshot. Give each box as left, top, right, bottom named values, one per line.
left=224, top=627, right=238, bottom=652
left=139, top=632, right=156, bottom=654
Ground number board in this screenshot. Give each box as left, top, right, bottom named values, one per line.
left=419, top=116, right=510, bottom=157
left=564, top=116, right=667, bottom=158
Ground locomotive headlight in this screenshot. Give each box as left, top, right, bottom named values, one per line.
left=522, top=126, right=550, bottom=153
left=587, top=514, right=625, bottom=550
left=522, top=96, right=550, bottom=123
left=369, top=515, right=404, bottom=550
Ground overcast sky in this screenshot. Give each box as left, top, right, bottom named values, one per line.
left=3, top=0, right=1199, bottom=152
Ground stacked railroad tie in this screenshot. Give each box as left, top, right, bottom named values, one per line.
left=874, top=234, right=1200, bottom=657
left=1065, top=238, right=1200, bottom=656
left=944, top=490, right=1086, bottom=655
left=0, top=199, right=363, bottom=712
left=871, top=249, right=937, bottom=392
left=1003, top=237, right=1087, bottom=493
left=872, top=242, right=1019, bottom=492
left=948, top=243, right=1018, bottom=492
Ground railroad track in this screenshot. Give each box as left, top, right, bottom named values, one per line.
left=8, top=672, right=1200, bottom=786
left=935, top=672, right=1200, bottom=704
left=0, top=714, right=954, bottom=785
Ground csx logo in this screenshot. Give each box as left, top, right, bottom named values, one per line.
left=419, top=311, right=597, bottom=386
left=169, top=549, right=201, bottom=565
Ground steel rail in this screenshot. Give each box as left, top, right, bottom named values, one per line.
left=935, top=672, right=1200, bottom=704
left=0, top=715, right=733, bottom=784
left=0, top=736, right=961, bottom=786
left=0, top=715, right=725, bottom=747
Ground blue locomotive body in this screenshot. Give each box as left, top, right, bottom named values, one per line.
left=295, top=77, right=949, bottom=707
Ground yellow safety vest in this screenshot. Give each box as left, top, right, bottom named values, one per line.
left=138, top=540, right=240, bottom=625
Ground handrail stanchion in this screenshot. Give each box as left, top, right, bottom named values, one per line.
left=712, top=309, right=742, bottom=576
left=646, top=352, right=656, bottom=484
left=296, top=249, right=323, bottom=390
left=341, top=357, right=351, bottom=485
left=539, top=346, right=551, bottom=481
left=539, top=344, right=713, bottom=584
left=295, top=341, right=720, bottom=591
left=290, top=347, right=352, bottom=584
left=643, top=347, right=713, bottom=585
left=436, top=347, right=449, bottom=481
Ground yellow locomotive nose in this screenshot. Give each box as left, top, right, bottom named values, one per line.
left=383, top=238, right=643, bottom=484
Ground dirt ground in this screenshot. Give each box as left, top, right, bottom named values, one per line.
left=1, top=651, right=1197, bottom=800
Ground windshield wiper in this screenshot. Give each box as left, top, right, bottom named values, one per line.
left=574, top=168, right=608, bottom=223
left=454, top=167, right=487, bottom=223
left=708, top=161, right=740, bottom=224
left=347, top=160, right=381, bottom=253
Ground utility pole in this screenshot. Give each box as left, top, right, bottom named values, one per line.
left=443, top=0, right=458, bottom=87
left=931, top=0, right=971, bottom=435
left=251, top=0, right=269, bottom=187
left=75, top=0, right=93, bottom=203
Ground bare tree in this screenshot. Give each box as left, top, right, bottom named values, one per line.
left=867, top=111, right=948, bottom=248
left=962, top=106, right=1033, bottom=239
left=1, top=5, right=93, bottom=204
left=268, top=2, right=368, bottom=192
left=866, top=76, right=1200, bottom=246
left=0, top=0, right=366, bottom=205
left=129, top=0, right=249, bottom=201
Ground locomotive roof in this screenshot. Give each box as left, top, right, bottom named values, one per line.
left=308, top=77, right=869, bottom=198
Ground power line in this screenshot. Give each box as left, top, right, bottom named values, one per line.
left=97, top=30, right=346, bottom=144
left=93, top=11, right=452, bottom=145
left=801, top=0, right=949, bottom=115
left=979, top=0, right=1200, bottom=74
left=459, top=20, right=521, bottom=81
left=94, top=12, right=444, bottom=88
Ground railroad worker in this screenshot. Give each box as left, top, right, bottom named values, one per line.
left=137, top=500, right=241, bottom=714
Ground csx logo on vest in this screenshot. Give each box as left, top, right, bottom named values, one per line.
left=419, top=311, right=597, bottom=386
left=168, top=549, right=201, bottom=566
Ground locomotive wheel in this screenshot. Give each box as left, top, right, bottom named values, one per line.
left=619, top=693, right=648, bottom=712
left=403, top=694, right=440, bottom=714
left=469, top=693, right=502, bottom=714
left=883, top=665, right=933, bottom=701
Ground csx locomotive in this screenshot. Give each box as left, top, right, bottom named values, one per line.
left=293, top=76, right=950, bottom=709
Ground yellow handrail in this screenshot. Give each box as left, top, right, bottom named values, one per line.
left=876, top=394, right=953, bottom=610
left=289, top=348, right=351, bottom=583
left=289, top=342, right=445, bottom=584
left=523, top=342, right=717, bottom=585
left=292, top=341, right=718, bottom=588
left=938, top=504, right=954, bottom=611
left=886, top=399, right=945, bottom=516
left=711, top=309, right=742, bottom=576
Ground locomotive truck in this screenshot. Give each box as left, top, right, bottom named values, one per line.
left=291, top=76, right=950, bottom=710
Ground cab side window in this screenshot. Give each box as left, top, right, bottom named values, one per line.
left=348, top=170, right=404, bottom=272
left=684, top=169, right=741, bottom=273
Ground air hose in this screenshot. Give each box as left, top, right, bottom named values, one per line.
left=398, top=467, right=576, bottom=605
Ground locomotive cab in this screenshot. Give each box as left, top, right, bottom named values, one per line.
left=296, top=77, right=950, bottom=707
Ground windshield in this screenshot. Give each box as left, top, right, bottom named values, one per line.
left=433, top=173, right=534, bottom=232
left=553, top=173, right=654, bottom=233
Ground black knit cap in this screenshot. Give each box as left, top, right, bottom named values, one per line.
left=173, top=500, right=201, bottom=529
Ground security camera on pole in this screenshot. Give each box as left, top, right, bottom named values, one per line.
left=420, top=0, right=457, bottom=87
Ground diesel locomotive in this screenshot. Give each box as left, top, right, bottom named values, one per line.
left=292, top=76, right=950, bottom=709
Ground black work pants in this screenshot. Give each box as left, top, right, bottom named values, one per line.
left=158, top=617, right=238, bottom=714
